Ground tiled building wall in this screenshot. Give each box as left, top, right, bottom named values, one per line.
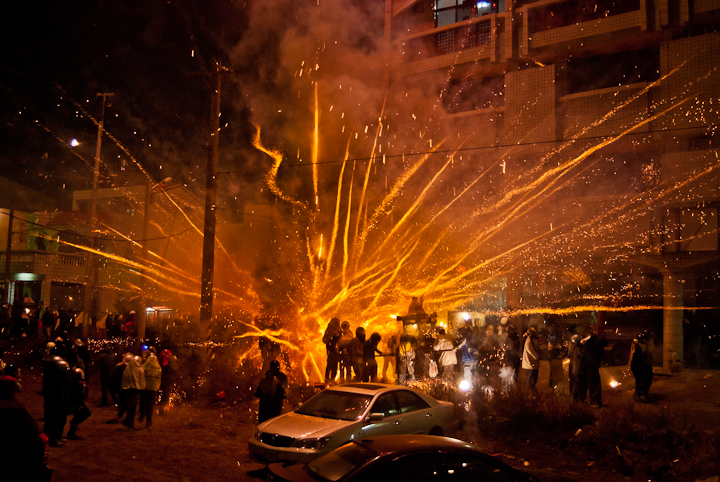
left=529, top=10, right=646, bottom=50
left=560, top=85, right=651, bottom=139
left=661, top=149, right=720, bottom=199
left=695, top=0, right=720, bottom=14
left=450, top=108, right=503, bottom=148
left=657, top=33, right=720, bottom=131
left=504, top=65, right=556, bottom=145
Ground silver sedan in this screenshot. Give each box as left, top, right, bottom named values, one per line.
left=249, top=383, right=455, bottom=464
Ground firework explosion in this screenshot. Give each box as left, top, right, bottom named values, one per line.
left=18, top=2, right=719, bottom=385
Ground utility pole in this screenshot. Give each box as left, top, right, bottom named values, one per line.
left=138, top=176, right=171, bottom=341
left=139, top=180, right=153, bottom=341
left=3, top=206, right=14, bottom=304
left=84, top=92, right=113, bottom=339
left=199, top=60, right=223, bottom=340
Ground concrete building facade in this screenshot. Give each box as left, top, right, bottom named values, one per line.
left=386, top=0, right=720, bottom=370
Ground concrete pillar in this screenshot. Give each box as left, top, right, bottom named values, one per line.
left=662, top=270, right=684, bottom=372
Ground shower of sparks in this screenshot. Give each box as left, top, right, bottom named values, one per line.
left=251, top=56, right=720, bottom=381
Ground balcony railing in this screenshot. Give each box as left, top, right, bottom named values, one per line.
left=0, top=251, right=88, bottom=282
left=403, top=17, right=492, bottom=61
left=521, top=0, right=646, bottom=54
left=527, top=0, right=641, bottom=33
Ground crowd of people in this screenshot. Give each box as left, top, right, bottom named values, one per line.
left=317, top=315, right=656, bottom=408
left=35, top=337, right=177, bottom=446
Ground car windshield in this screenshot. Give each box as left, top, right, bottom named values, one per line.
left=295, top=390, right=372, bottom=421
left=306, top=441, right=377, bottom=481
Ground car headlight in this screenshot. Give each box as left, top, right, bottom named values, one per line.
left=292, top=436, right=331, bottom=449
left=253, top=429, right=262, bottom=441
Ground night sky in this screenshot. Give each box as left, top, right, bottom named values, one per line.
left=0, top=1, right=395, bottom=213
left=0, top=1, right=260, bottom=208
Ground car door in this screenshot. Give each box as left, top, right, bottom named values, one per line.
left=358, top=392, right=406, bottom=437
left=394, top=389, right=435, bottom=434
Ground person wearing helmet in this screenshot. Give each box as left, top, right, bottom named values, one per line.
left=629, top=331, right=654, bottom=402
left=348, top=327, right=366, bottom=382
left=66, top=364, right=91, bottom=440
left=42, top=354, right=70, bottom=446
left=337, top=321, right=354, bottom=383
left=323, top=318, right=341, bottom=384
left=255, top=359, right=288, bottom=423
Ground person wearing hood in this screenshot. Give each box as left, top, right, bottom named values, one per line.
left=42, top=349, right=70, bottom=447
left=158, top=349, right=176, bottom=410
left=120, top=354, right=145, bottom=429
left=348, top=327, right=366, bottom=382
left=139, top=347, right=162, bottom=428
left=323, top=318, right=341, bottom=384
left=362, top=332, right=383, bottom=382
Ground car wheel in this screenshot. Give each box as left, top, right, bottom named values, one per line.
left=428, top=426, right=443, bottom=436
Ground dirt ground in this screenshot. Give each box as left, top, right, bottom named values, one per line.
left=13, top=360, right=720, bottom=482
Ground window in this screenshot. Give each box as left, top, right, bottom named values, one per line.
left=396, top=390, right=430, bottom=413
left=435, top=1, right=497, bottom=28
left=371, top=393, right=400, bottom=417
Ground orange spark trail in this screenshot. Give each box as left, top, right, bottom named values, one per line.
left=312, top=83, right=320, bottom=212
left=325, top=136, right=351, bottom=280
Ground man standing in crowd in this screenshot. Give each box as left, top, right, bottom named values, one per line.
left=522, top=326, right=541, bottom=391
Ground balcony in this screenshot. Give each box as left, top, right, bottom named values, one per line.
left=400, top=15, right=496, bottom=75
left=520, top=0, right=646, bottom=55
left=0, top=251, right=88, bottom=283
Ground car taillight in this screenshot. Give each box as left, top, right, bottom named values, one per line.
left=40, top=432, right=50, bottom=465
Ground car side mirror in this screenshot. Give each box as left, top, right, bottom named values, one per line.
left=366, top=413, right=384, bottom=423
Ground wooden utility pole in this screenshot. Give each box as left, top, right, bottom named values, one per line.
left=3, top=206, right=14, bottom=304
left=84, top=92, right=113, bottom=339
left=139, top=180, right=153, bottom=341
left=199, top=60, right=223, bottom=338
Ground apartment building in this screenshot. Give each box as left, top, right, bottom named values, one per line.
left=386, top=0, right=720, bottom=369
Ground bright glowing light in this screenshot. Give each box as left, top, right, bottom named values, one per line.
left=609, top=379, right=620, bottom=388
left=462, top=312, right=471, bottom=321
left=477, top=1, right=491, bottom=8
left=459, top=380, right=471, bottom=391
left=70, top=138, right=79, bottom=147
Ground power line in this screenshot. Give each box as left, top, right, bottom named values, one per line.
left=1, top=211, right=195, bottom=243
left=214, top=123, right=717, bottom=171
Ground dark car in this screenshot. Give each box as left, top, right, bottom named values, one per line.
left=267, top=435, right=576, bottom=482
left=0, top=401, right=52, bottom=482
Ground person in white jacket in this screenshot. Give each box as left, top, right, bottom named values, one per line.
left=522, top=326, right=540, bottom=390
left=139, top=347, right=161, bottom=428
left=434, top=328, right=457, bottom=383
left=120, top=354, right=145, bottom=429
